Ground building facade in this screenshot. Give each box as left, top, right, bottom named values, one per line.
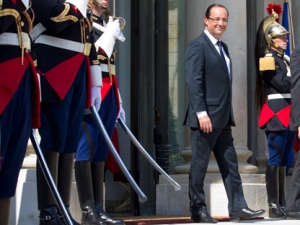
left=113, top=0, right=300, bottom=215
left=17, top=1, right=300, bottom=223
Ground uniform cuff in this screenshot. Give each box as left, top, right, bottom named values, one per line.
left=90, top=65, right=102, bottom=87
left=95, top=32, right=115, bottom=58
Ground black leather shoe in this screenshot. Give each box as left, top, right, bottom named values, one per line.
left=95, top=202, right=124, bottom=225
left=230, top=208, right=265, bottom=221
left=269, top=203, right=284, bottom=218
left=39, top=206, right=65, bottom=225
left=285, top=211, right=300, bottom=220
left=191, top=212, right=218, bottom=223
left=99, top=212, right=125, bottom=225
left=81, top=205, right=106, bottom=225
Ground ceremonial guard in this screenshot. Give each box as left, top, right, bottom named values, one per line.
left=0, top=0, right=40, bottom=224
left=255, top=6, right=293, bottom=218
left=31, top=0, right=102, bottom=224
left=75, top=0, right=125, bottom=224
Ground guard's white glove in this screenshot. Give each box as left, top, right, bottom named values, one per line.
left=93, top=22, right=126, bottom=42
left=105, top=16, right=121, bottom=40
left=287, top=68, right=291, bottom=77
left=284, top=54, right=290, bottom=63
left=118, top=104, right=126, bottom=123
left=91, top=87, right=101, bottom=111
left=95, top=16, right=120, bottom=58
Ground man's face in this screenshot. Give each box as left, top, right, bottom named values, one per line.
left=272, top=35, right=288, bottom=51
left=204, top=6, right=228, bottom=39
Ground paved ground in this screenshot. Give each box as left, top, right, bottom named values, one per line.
left=121, top=214, right=300, bottom=225
left=152, top=218, right=300, bottom=225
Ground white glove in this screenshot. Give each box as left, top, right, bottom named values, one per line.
left=118, top=104, right=126, bottom=123
left=287, top=68, right=291, bottom=77
left=284, top=54, right=290, bottom=63
left=105, top=16, right=121, bottom=40
left=91, top=87, right=101, bottom=111
left=95, top=16, right=120, bottom=58
left=93, top=22, right=126, bottom=42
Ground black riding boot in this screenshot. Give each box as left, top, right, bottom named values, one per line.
left=39, top=206, right=65, bottom=225
left=37, top=150, right=64, bottom=225
left=92, top=162, right=124, bottom=225
left=57, top=153, right=80, bottom=225
left=278, top=166, right=286, bottom=211
left=266, top=164, right=285, bottom=218
left=0, top=197, right=11, bottom=225
left=75, top=161, right=106, bottom=225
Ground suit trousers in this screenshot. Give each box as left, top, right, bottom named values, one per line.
left=189, top=125, right=248, bottom=215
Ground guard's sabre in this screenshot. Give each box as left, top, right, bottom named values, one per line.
left=90, top=106, right=147, bottom=203
left=30, top=130, right=73, bottom=225
left=117, top=118, right=181, bottom=191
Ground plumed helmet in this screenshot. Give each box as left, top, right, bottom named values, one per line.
left=263, top=10, right=290, bottom=46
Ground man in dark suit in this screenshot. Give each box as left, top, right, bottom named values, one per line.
left=286, top=46, right=300, bottom=219
left=184, top=4, right=265, bottom=223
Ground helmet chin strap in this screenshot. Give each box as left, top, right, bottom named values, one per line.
left=271, top=40, right=284, bottom=52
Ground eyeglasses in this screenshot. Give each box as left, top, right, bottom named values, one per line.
left=208, top=17, right=228, bottom=23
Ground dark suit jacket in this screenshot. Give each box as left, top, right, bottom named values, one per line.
left=183, top=31, right=235, bottom=129
left=290, top=46, right=300, bottom=131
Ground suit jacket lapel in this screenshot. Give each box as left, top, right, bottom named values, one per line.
left=201, top=32, right=221, bottom=61
left=201, top=32, right=231, bottom=80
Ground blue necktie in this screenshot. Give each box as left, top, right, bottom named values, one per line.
left=217, top=41, right=229, bottom=76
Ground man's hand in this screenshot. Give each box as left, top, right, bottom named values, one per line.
left=298, top=127, right=300, bottom=139
left=198, top=115, right=212, bottom=133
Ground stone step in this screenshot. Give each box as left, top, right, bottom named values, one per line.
left=156, top=173, right=268, bottom=217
